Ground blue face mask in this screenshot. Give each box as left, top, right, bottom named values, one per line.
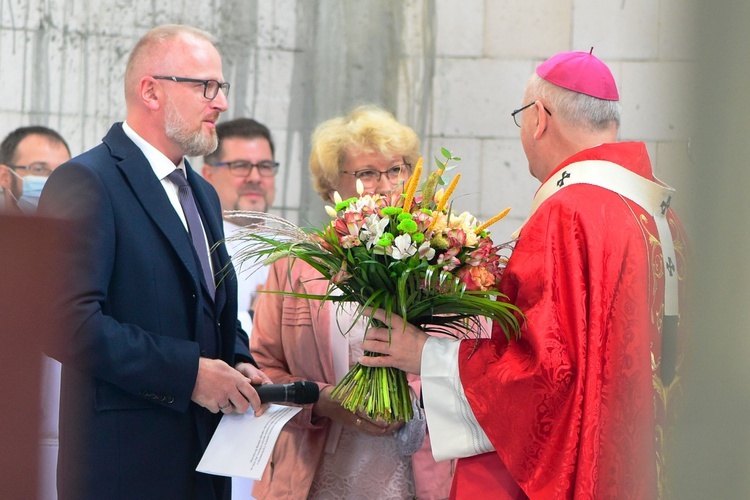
left=18, top=175, right=48, bottom=212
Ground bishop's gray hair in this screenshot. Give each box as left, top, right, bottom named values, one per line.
left=526, top=73, right=621, bottom=131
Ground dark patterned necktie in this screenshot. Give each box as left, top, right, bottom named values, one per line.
left=167, top=169, right=215, bottom=299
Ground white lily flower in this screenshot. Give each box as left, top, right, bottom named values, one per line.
left=361, top=214, right=390, bottom=249
left=417, top=241, right=435, bottom=260
left=352, top=195, right=377, bottom=213
left=391, top=234, right=416, bottom=260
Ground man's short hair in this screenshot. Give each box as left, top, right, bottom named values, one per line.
left=0, top=126, right=71, bottom=165
left=527, top=74, right=621, bottom=131
left=204, top=118, right=275, bottom=164
left=124, top=24, right=216, bottom=102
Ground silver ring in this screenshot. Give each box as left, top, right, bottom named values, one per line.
left=219, top=403, right=230, bottom=410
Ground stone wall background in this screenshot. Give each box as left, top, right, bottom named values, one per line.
left=12, top=2, right=750, bottom=498
left=1, top=0, right=696, bottom=237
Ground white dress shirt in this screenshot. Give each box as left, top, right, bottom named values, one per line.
left=121, top=122, right=214, bottom=275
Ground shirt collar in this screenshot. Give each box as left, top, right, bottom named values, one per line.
left=122, top=121, right=186, bottom=180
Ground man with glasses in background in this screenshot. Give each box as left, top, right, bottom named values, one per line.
left=202, top=118, right=277, bottom=500
left=0, top=126, right=71, bottom=213
left=202, top=118, right=277, bottom=330
left=37, top=24, right=270, bottom=499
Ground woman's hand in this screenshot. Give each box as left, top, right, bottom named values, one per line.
left=313, top=386, right=404, bottom=436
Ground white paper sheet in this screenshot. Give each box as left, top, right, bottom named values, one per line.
left=197, top=404, right=302, bottom=479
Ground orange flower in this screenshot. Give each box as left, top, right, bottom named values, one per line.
left=427, top=173, right=461, bottom=232
left=475, top=207, right=511, bottom=234
left=457, top=265, right=497, bottom=291
left=402, top=157, right=423, bottom=212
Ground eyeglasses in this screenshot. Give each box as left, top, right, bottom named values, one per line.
left=152, top=76, right=230, bottom=100
left=341, top=164, right=411, bottom=186
left=511, top=101, right=552, bottom=127
left=10, top=162, right=54, bottom=177
left=210, top=160, right=279, bottom=177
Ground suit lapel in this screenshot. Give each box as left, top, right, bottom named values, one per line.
left=186, top=163, right=239, bottom=357
left=103, top=125, right=203, bottom=296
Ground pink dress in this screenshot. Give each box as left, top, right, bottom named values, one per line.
left=251, top=258, right=452, bottom=499
left=308, top=303, right=414, bottom=498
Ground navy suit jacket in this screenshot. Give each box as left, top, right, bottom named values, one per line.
left=38, top=123, right=252, bottom=500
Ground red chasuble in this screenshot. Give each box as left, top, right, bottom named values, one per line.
left=453, top=142, right=687, bottom=499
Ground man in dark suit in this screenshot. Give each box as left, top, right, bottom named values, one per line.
left=37, top=24, right=270, bottom=500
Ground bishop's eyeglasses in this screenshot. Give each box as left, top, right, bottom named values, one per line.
left=511, top=101, right=552, bottom=127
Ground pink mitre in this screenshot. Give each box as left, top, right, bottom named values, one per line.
left=536, top=48, right=619, bottom=101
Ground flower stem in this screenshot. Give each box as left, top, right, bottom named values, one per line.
left=331, top=354, right=413, bottom=423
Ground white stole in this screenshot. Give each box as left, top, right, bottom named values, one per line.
left=514, top=160, right=679, bottom=316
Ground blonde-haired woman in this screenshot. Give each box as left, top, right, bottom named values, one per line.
left=251, top=105, right=452, bottom=499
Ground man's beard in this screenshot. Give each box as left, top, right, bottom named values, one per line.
left=234, top=186, right=268, bottom=212
left=164, top=98, right=217, bottom=157
left=232, top=191, right=268, bottom=226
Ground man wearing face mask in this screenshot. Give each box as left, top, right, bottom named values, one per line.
left=0, top=125, right=71, bottom=499
left=0, top=126, right=71, bottom=214
left=0, top=166, right=21, bottom=213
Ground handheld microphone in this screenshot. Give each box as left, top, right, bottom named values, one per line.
left=253, top=380, right=319, bottom=404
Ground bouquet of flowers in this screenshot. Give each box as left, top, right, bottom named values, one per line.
left=227, top=148, right=521, bottom=423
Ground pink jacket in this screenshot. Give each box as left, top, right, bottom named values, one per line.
left=251, top=258, right=453, bottom=499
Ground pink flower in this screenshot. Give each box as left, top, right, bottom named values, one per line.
left=445, top=228, right=467, bottom=249
left=333, top=218, right=361, bottom=248
left=331, top=262, right=351, bottom=285
left=436, top=247, right=461, bottom=270
left=340, top=235, right=361, bottom=248
left=412, top=210, right=433, bottom=232
left=465, top=238, right=496, bottom=265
